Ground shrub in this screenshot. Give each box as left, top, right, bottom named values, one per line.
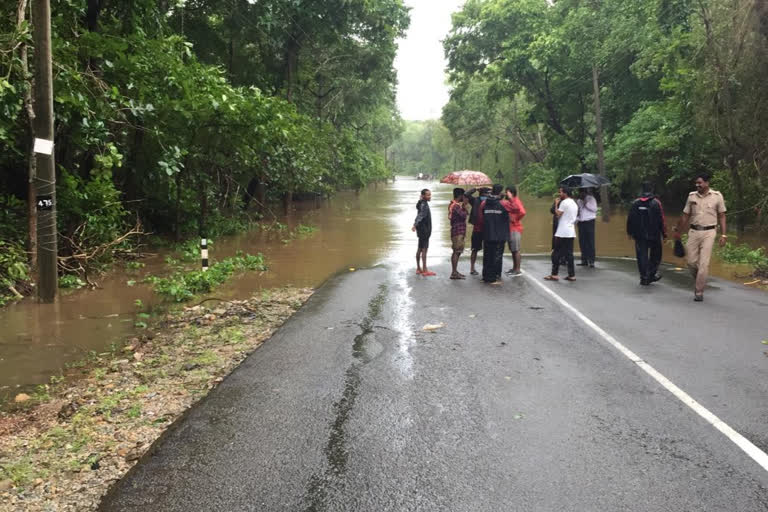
left=146, top=252, right=267, bottom=302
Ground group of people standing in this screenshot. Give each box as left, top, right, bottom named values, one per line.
left=413, top=184, right=526, bottom=285
left=412, top=172, right=728, bottom=302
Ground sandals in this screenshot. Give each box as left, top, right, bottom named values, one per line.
left=450, top=272, right=466, bottom=280
left=470, top=270, right=479, bottom=276
left=544, top=275, right=559, bottom=281
left=564, top=276, right=576, bottom=282
left=422, top=271, right=436, bottom=277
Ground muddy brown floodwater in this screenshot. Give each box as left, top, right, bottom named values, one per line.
left=1, top=177, right=765, bottom=399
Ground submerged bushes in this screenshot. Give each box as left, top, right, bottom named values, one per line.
left=146, top=253, right=267, bottom=303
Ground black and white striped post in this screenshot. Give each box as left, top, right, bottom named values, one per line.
left=201, top=238, right=209, bottom=272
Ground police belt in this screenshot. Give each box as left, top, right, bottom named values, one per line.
left=690, top=224, right=716, bottom=231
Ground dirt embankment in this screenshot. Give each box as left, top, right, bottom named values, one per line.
left=0, top=287, right=313, bottom=512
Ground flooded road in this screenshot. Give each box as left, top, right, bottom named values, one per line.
left=0, top=177, right=765, bottom=397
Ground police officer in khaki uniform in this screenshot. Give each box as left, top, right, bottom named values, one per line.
left=673, top=173, right=727, bottom=301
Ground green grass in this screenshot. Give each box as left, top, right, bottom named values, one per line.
left=0, top=458, right=39, bottom=486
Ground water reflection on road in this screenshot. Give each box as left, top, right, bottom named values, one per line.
left=0, top=177, right=764, bottom=397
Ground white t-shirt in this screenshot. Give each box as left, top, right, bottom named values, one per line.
left=555, top=197, right=578, bottom=238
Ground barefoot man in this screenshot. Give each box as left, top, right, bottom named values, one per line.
left=412, top=188, right=435, bottom=276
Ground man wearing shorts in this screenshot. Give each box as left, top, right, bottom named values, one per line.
left=412, top=188, right=434, bottom=276
left=465, top=187, right=490, bottom=275
left=449, top=188, right=469, bottom=279
left=502, top=186, right=526, bottom=276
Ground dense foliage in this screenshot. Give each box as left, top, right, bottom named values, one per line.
left=0, top=0, right=409, bottom=303
left=436, top=0, right=768, bottom=232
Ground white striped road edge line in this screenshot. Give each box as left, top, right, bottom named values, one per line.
left=525, top=273, right=768, bottom=473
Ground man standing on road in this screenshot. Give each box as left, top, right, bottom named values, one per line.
left=576, top=188, right=598, bottom=267
left=674, top=173, right=727, bottom=301
left=412, top=188, right=435, bottom=276
left=449, top=188, right=469, bottom=280
left=502, top=186, right=526, bottom=276
left=479, top=184, right=510, bottom=285
left=627, top=182, right=667, bottom=285
left=545, top=186, right=578, bottom=282
left=465, top=187, right=491, bottom=276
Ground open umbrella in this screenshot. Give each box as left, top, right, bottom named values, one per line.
left=440, top=170, right=493, bottom=186
left=560, top=173, right=610, bottom=189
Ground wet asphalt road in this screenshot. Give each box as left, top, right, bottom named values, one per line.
left=100, top=257, right=768, bottom=511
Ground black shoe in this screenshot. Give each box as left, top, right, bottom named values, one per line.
left=577, top=262, right=589, bottom=267
left=589, top=263, right=595, bottom=268
left=694, top=294, right=704, bottom=302
left=640, top=279, right=650, bottom=286
left=650, top=274, right=662, bottom=282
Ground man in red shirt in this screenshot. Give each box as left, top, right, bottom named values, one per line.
left=502, top=186, right=526, bottom=276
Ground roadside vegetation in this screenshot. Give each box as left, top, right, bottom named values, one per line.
left=394, top=0, right=768, bottom=235
left=0, top=0, right=409, bottom=306
left=0, top=287, right=313, bottom=511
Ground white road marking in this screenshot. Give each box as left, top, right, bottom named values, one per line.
left=525, top=273, right=768, bottom=473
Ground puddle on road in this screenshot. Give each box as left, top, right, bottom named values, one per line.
left=1, top=177, right=765, bottom=398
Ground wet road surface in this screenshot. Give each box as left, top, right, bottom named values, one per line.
left=100, top=255, right=768, bottom=511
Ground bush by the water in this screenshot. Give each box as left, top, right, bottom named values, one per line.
left=717, top=242, right=768, bottom=268
left=0, top=240, right=30, bottom=306
left=146, top=253, right=267, bottom=302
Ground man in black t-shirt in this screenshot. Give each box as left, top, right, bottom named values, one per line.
left=412, top=189, right=434, bottom=276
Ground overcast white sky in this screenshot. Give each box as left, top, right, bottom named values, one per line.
left=395, top=0, right=466, bottom=121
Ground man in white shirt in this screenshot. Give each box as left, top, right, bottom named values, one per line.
left=576, top=189, right=598, bottom=267
left=545, top=186, right=578, bottom=281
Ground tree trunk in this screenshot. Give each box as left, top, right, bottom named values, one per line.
left=199, top=176, right=208, bottom=238
left=282, top=191, right=292, bottom=215
left=228, top=37, right=235, bottom=81
left=727, top=154, right=746, bottom=234
left=592, top=64, right=610, bottom=221
left=256, top=178, right=266, bottom=215
left=283, top=38, right=300, bottom=103
left=86, top=0, right=100, bottom=32
left=18, top=0, right=37, bottom=276
left=174, top=171, right=182, bottom=241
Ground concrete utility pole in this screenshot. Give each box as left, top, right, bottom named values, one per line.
left=32, top=0, right=58, bottom=302
left=592, top=64, right=610, bottom=222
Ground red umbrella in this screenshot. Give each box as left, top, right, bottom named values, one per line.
left=439, top=170, right=493, bottom=186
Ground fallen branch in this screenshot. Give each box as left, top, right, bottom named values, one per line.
left=7, top=285, right=23, bottom=299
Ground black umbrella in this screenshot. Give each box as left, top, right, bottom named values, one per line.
left=560, top=173, right=610, bottom=189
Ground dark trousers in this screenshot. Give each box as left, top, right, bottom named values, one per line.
left=551, top=237, right=575, bottom=277
left=577, top=219, right=596, bottom=264
left=635, top=238, right=662, bottom=280
left=482, top=241, right=504, bottom=282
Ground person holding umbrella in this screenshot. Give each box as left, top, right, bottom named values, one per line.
left=576, top=188, right=598, bottom=267
left=465, top=187, right=491, bottom=275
